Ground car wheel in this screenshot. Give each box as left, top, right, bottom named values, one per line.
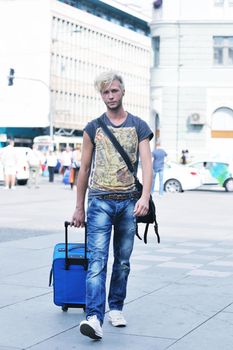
left=224, top=178, right=233, bottom=192
left=17, top=179, right=28, bottom=186
left=164, top=179, right=183, bottom=193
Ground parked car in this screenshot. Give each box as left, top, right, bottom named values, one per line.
left=187, top=160, right=233, bottom=192
left=138, top=161, right=202, bottom=193
left=0, top=146, right=30, bottom=186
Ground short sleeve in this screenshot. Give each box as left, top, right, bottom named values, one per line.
left=137, top=118, right=154, bottom=143
left=83, top=120, right=97, bottom=144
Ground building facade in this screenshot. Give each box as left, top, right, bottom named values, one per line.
left=0, top=0, right=151, bottom=145
left=150, top=0, right=233, bottom=160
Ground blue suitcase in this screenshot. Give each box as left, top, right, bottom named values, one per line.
left=50, top=221, right=88, bottom=312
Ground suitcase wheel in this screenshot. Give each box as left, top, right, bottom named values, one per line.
left=62, top=305, right=68, bottom=312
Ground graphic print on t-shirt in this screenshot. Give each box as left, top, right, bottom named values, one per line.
left=90, top=126, right=138, bottom=192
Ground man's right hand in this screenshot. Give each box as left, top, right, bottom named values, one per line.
left=71, top=208, right=85, bottom=227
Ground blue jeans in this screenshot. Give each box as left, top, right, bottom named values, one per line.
left=152, top=169, right=164, bottom=195
left=86, top=197, right=137, bottom=324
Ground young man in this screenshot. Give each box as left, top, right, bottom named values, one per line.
left=71, top=71, right=153, bottom=340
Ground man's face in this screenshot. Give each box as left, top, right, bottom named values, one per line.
left=101, top=80, right=124, bottom=111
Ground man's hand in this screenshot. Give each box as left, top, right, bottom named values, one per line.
left=133, top=197, right=149, bottom=217
left=71, top=207, right=85, bottom=227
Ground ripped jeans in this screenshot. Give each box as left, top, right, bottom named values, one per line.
left=86, top=197, right=137, bottom=324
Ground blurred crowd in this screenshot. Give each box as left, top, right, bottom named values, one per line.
left=0, top=139, right=82, bottom=190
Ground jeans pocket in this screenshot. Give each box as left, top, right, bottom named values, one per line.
left=87, top=196, right=97, bottom=209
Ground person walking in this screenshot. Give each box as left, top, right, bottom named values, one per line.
left=46, top=150, right=58, bottom=183
left=1, top=139, right=17, bottom=190
left=60, top=146, right=72, bottom=174
left=27, top=144, right=42, bottom=188
left=151, top=143, right=167, bottom=195
left=180, top=149, right=189, bottom=165
left=70, top=144, right=82, bottom=190
left=71, top=71, right=153, bottom=340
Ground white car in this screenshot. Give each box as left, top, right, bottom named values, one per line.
left=138, top=161, right=202, bottom=193
left=187, top=160, right=233, bottom=192
left=0, top=146, right=30, bottom=185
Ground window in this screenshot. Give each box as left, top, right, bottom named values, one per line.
left=214, top=0, right=233, bottom=6
left=213, top=36, right=233, bottom=65
left=152, top=36, right=160, bottom=67
left=214, top=0, right=225, bottom=6
left=211, top=107, right=233, bottom=138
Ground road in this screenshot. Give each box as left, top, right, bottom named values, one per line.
left=0, top=174, right=232, bottom=243
left=0, top=175, right=76, bottom=242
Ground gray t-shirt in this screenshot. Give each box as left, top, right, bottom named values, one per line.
left=152, top=148, right=167, bottom=171
left=84, top=113, right=153, bottom=196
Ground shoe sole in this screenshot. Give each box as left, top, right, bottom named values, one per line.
left=80, top=324, right=102, bottom=340
left=111, top=323, right=126, bottom=327
left=109, top=318, right=127, bottom=327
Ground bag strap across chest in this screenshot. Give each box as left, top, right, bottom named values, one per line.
left=97, top=116, right=160, bottom=244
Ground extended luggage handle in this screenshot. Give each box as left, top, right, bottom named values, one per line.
left=64, top=221, right=88, bottom=270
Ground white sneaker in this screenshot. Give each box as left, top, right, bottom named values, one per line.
left=109, top=310, right=127, bottom=327
left=79, top=315, right=103, bottom=340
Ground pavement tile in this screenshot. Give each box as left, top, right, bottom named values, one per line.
left=223, top=304, right=233, bottom=312
left=117, top=294, right=212, bottom=340
left=157, top=248, right=194, bottom=254
left=26, top=327, right=174, bottom=350
left=201, top=247, right=233, bottom=254
left=157, top=262, right=203, bottom=269
left=132, top=254, right=175, bottom=262
left=181, top=254, right=219, bottom=261
left=208, top=260, right=233, bottom=267
left=0, top=247, right=52, bottom=278
left=166, top=310, right=233, bottom=350
left=187, top=269, right=232, bottom=278
left=0, top=266, right=52, bottom=289
left=176, top=242, right=213, bottom=248
left=0, top=294, right=82, bottom=349
left=0, top=283, right=49, bottom=308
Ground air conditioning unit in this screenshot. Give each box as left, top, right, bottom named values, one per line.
left=189, top=113, right=205, bottom=125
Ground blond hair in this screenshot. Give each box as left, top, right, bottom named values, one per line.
left=94, top=70, right=125, bottom=93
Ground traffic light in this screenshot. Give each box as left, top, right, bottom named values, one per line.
left=8, top=68, right=15, bottom=86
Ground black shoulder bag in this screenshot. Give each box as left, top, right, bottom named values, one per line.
left=98, top=117, right=160, bottom=244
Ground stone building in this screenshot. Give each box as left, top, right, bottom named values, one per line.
left=150, top=0, right=233, bottom=160
left=0, top=0, right=151, bottom=145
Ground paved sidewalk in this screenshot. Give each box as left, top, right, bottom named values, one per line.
left=0, top=182, right=233, bottom=349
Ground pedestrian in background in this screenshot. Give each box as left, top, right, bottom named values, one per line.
left=27, top=144, right=42, bottom=188
left=151, top=143, right=167, bottom=196
left=46, top=150, right=58, bottom=183
left=1, top=139, right=17, bottom=190
left=71, top=70, right=153, bottom=340
left=70, top=144, right=82, bottom=190
left=180, top=149, right=189, bottom=165
left=60, top=146, right=72, bottom=174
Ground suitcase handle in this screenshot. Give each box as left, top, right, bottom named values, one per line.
left=64, top=221, right=88, bottom=270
